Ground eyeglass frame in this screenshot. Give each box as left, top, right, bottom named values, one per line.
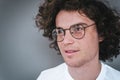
left=52, top=22, right=95, bottom=42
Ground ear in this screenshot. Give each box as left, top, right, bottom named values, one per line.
left=99, top=37, right=104, bottom=42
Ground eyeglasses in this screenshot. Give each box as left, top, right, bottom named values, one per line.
left=52, top=23, right=95, bottom=42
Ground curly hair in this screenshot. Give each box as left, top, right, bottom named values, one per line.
left=35, top=0, right=120, bottom=61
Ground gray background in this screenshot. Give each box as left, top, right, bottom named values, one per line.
left=0, top=0, right=120, bottom=80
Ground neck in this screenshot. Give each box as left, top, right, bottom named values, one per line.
left=68, top=57, right=101, bottom=80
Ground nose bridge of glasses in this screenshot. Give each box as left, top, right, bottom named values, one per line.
left=64, top=28, right=71, bottom=36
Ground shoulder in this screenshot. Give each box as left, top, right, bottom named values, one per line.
left=97, top=62, right=120, bottom=80
left=104, top=63, right=120, bottom=80
left=41, top=63, right=66, bottom=74
left=37, top=63, right=67, bottom=80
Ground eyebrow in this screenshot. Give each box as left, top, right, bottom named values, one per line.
left=56, top=22, right=86, bottom=28
left=70, top=22, right=85, bottom=27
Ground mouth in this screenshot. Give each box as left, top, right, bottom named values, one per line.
left=64, top=50, right=80, bottom=56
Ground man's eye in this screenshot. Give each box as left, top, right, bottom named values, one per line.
left=76, top=27, right=81, bottom=31
left=57, top=29, right=63, bottom=34
left=74, top=26, right=82, bottom=32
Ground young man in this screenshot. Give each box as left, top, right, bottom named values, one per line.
left=35, top=0, right=120, bottom=80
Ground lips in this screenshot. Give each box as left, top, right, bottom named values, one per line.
left=64, top=50, right=79, bottom=55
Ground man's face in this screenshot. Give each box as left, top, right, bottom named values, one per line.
left=55, top=10, right=100, bottom=67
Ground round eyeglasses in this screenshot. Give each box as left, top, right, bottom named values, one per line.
left=52, top=23, right=95, bottom=42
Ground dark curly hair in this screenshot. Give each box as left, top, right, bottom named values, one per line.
left=35, top=0, right=120, bottom=61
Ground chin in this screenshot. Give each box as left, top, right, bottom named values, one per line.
left=67, top=62, right=82, bottom=68
left=65, top=60, right=83, bottom=67
left=65, top=58, right=90, bottom=68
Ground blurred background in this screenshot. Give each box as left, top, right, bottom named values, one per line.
left=0, top=0, right=120, bottom=80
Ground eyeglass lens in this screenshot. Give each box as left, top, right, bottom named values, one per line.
left=52, top=23, right=95, bottom=42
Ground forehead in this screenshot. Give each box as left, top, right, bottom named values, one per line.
left=55, top=10, right=94, bottom=28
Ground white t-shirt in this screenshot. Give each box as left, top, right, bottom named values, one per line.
left=37, top=62, right=120, bottom=80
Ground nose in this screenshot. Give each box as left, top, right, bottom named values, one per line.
left=62, top=30, right=74, bottom=44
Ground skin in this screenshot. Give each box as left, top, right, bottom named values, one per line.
left=56, top=10, right=101, bottom=80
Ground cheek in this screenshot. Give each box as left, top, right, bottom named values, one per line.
left=86, top=29, right=99, bottom=43
left=80, top=32, right=99, bottom=51
left=57, top=43, right=63, bottom=51
left=86, top=39, right=99, bottom=52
